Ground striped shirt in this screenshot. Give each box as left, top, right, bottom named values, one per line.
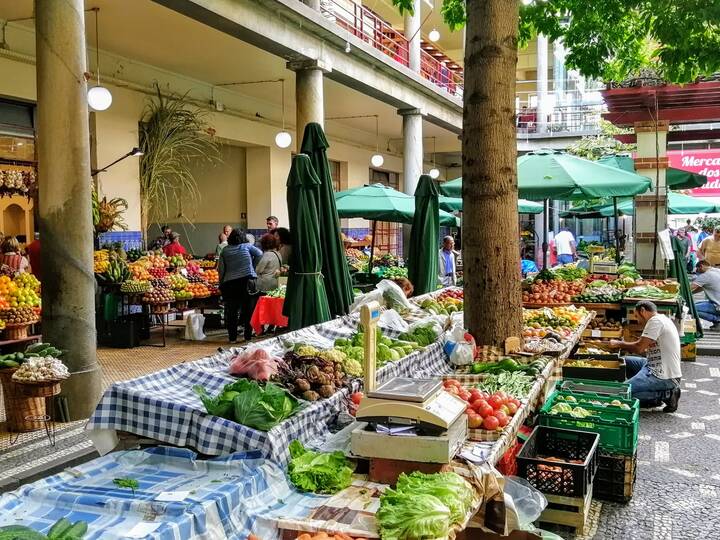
left=218, top=243, right=262, bottom=283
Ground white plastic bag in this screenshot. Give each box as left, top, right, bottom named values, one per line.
left=442, top=323, right=476, bottom=366
left=379, top=309, right=410, bottom=333
left=350, top=289, right=383, bottom=313
left=504, top=476, right=548, bottom=528
left=184, top=313, right=206, bottom=341
left=376, top=279, right=414, bottom=311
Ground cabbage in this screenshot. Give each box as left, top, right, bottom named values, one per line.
left=395, top=472, right=474, bottom=523
left=288, top=440, right=354, bottom=494
left=377, top=489, right=451, bottom=540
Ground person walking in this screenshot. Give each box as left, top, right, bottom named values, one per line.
left=675, top=228, right=692, bottom=272
left=553, top=226, right=576, bottom=265
left=0, top=237, right=30, bottom=274
left=438, top=236, right=458, bottom=287
left=699, top=226, right=720, bottom=267
left=255, top=233, right=283, bottom=293
left=609, top=301, right=682, bottom=412
left=218, top=228, right=262, bottom=343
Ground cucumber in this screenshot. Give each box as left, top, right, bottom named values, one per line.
left=59, top=521, right=88, bottom=539
left=14, top=353, right=23, bottom=361
left=2, top=360, right=19, bottom=368
left=0, top=525, right=48, bottom=540
left=47, top=518, right=72, bottom=539
left=25, top=342, right=50, bottom=354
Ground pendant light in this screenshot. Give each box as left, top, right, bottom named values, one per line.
left=87, top=8, right=112, bottom=111
left=428, top=29, right=440, bottom=42
left=275, top=78, right=292, bottom=149
left=428, top=136, right=440, bottom=179
left=370, top=115, right=384, bottom=167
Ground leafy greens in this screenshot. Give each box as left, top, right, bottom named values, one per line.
left=287, top=440, right=354, bottom=494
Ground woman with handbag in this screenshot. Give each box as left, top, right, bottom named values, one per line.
left=218, top=229, right=262, bottom=343
left=255, top=233, right=283, bottom=292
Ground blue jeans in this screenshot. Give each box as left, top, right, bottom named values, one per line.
left=625, top=356, right=678, bottom=405
left=696, top=300, right=720, bottom=323
left=558, top=254, right=573, bottom=265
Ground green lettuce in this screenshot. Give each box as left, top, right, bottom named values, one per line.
left=287, top=440, right=354, bottom=494
left=395, top=471, right=474, bottom=523
left=377, top=489, right=451, bottom=540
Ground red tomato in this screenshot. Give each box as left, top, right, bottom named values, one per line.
left=471, top=398, right=489, bottom=412
left=488, top=395, right=504, bottom=410
left=458, top=390, right=472, bottom=403
left=482, top=415, right=500, bottom=430
left=510, top=398, right=521, bottom=408
left=506, top=402, right=519, bottom=415
left=477, top=404, right=495, bottom=418
left=495, top=391, right=509, bottom=404
left=350, top=392, right=363, bottom=405
left=446, top=386, right=459, bottom=396
left=498, top=404, right=510, bottom=415
left=467, top=412, right=483, bottom=429
left=469, top=389, right=483, bottom=402
left=494, top=411, right=509, bottom=427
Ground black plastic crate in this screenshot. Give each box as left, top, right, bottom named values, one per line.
left=517, top=426, right=600, bottom=497
left=594, top=451, right=637, bottom=503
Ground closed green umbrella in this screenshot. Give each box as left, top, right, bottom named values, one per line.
left=300, top=123, right=353, bottom=318
left=668, top=235, right=703, bottom=338
left=283, top=154, right=331, bottom=330
left=598, top=154, right=708, bottom=190
left=408, top=175, right=439, bottom=295
left=438, top=195, right=543, bottom=214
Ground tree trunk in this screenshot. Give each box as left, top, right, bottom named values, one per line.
left=462, top=0, right=522, bottom=346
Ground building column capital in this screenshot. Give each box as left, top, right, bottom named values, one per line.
left=398, top=107, right=424, bottom=117
left=634, top=120, right=670, bottom=133
left=286, top=58, right=332, bottom=74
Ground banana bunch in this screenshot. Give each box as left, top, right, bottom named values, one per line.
left=96, top=258, right=130, bottom=284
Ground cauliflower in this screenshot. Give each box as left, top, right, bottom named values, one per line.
left=343, top=358, right=363, bottom=377
left=296, top=345, right=320, bottom=356
left=317, top=348, right=347, bottom=365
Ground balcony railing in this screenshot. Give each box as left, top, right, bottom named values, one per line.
left=516, top=104, right=604, bottom=136
left=322, top=0, right=463, bottom=98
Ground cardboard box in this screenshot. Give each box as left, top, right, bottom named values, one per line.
left=456, top=530, right=542, bottom=540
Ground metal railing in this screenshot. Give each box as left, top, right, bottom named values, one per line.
left=516, top=104, right=605, bottom=136
left=322, top=0, right=464, bottom=97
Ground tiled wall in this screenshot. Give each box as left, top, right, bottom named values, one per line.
left=97, top=231, right=143, bottom=251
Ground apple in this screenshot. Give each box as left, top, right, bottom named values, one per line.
left=494, top=411, right=509, bottom=427
left=482, top=415, right=500, bottom=430
left=467, top=411, right=483, bottom=429
left=477, top=403, right=495, bottom=418
left=488, top=395, right=504, bottom=410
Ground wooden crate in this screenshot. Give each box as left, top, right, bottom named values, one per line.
left=539, top=482, right=593, bottom=535
left=582, top=328, right=623, bottom=339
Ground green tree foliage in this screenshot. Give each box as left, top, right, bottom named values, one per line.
left=566, top=120, right=635, bottom=161
left=391, top=0, right=720, bottom=83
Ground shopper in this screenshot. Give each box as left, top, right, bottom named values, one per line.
left=692, top=260, right=720, bottom=326
left=223, top=224, right=232, bottom=238
left=675, top=228, right=692, bottom=272
left=392, top=277, right=414, bottom=298
left=255, top=233, right=283, bottom=292
left=438, top=236, right=458, bottom=287
left=699, top=227, right=720, bottom=266
left=273, top=227, right=293, bottom=266
left=697, top=226, right=712, bottom=246
left=266, top=216, right=279, bottom=232
left=162, top=232, right=188, bottom=258
left=609, top=300, right=682, bottom=412
left=215, top=233, right=228, bottom=257
left=554, top=226, right=576, bottom=265
left=0, top=237, right=30, bottom=273
left=26, top=232, right=41, bottom=280
left=151, top=225, right=172, bottom=250
left=218, top=228, right=262, bottom=343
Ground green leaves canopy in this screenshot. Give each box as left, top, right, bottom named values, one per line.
left=392, top=0, right=720, bottom=83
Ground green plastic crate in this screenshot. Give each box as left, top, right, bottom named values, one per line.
left=556, top=378, right=632, bottom=400
left=539, top=391, right=639, bottom=455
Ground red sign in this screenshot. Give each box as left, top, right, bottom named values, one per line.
left=667, top=149, right=720, bottom=197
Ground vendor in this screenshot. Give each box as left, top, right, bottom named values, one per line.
left=392, top=277, right=414, bottom=298
left=699, top=226, right=720, bottom=267
left=692, top=259, right=720, bottom=326
left=438, top=236, right=458, bottom=287
left=163, top=232, right=188, bottom=258
left=609, top=300, right=682, bottom=412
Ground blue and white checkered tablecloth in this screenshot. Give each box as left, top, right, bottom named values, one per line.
left=0, top=446, right=291, bottom=540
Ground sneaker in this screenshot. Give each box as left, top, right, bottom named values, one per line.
left=663, top=387, right=681, bottom=413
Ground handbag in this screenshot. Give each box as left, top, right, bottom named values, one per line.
left=247, top=276, right=260, bottom=296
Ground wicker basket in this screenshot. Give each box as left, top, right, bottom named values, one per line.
left=3, top=321, right=35, bottom=340
left=149, top=303, right=171, bottom=314
left=0, top=367, right=46, bottom=432
left=14, top=379, right=62, bottom=398
left=175, top=300, right=188, bottom=310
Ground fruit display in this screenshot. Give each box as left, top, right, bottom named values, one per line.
left=120, top=279, right=151, bottom=294
left=174, top=289, right=193, bottom=301
left=588, top=317, right=622, bottom=331
left=150, top=277, right=170, bottom=289
left=168, top=255, right=186, bottom=268
left=523, top=306, right=587, bottom=331
left=573, top=285, right=624, bottom=303
left=146, top=252, right=168, bottom=269
left=148, top=267, right=169, bottom=279
left=0, top=306, right=38, bottom=325
left=522, top=278, right=585, bottom=305
left=167, top=274, right=189, bottom=291
left=197, top=259, right=217, bottom=269
left=128, top=261, right=152, bottom=281
left=142, top=288, right=174, bottom=304
left=185, top=260, right=201, bottom=275
left=12, top=356, right=69, bottom=382
left=438, top=288, right=463, bottom=301
left=126, top=248, right=143, bottom=262
left=187, top=282, right=210, bottom=298
left=95, top=258, right=130, bottom=284
left=443, top=379, right=521, bottom=431
left=93, top=250, right=110, bottom=273
left=203, top=269, right=219, bottom=284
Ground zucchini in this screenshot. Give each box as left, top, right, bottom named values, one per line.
left=59, top=521, right=88, bottom=539
left=47, top=518, right=72, bottom=539
left=25, top=342, right=50, bottom=354
left=0, top=525, right=48, bottom=540
left=2, top=360, right=19, bottom=368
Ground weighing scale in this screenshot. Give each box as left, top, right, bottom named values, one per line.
left=350, top=302, right=468, bottom=463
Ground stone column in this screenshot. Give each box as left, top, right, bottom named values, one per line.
left=633, top=120, right=670, bottom=277
left=399, top=108, right=423, bottom=256
left=35, top=0, right=102, bottom=419
left=404, top=0, right=422, bottom=73
left=288, top=59, right=330, bottom=146
left=536, top=34, right=550, bottom=133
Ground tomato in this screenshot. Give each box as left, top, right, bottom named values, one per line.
left=494, top=411, right=509, bottom=427
left=469, top=389, right=483, bottom=402
left=350, top=392, right=363, bottom=406
left=495, top=391, right=509, bottom=403
left=482, top=415, right=500, bottom=430
left=471, top=398, right=488, bottom=411
left=506, top=402, right=519, bottom=415
left=488, top=395, right=504, bottom=410
left=458, top=389, right=472, bottom=403
left=446, top=385, right=459, bottom=396
left=477, top=404, right=495, bottom=418
left=510, top=398, right=521, bottom=408
left=498, top=404, right=510, bottom=415
left=467, top=412, right=483, bottom=429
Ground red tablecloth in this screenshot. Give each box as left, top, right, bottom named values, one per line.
left=250, top=296, right=288, bottom=334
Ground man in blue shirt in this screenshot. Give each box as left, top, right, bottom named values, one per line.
left=438, top=236, right=458, bottom=287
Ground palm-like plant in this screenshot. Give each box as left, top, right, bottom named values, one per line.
left=139, top=84, right=219, bottom=239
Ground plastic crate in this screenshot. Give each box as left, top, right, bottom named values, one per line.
left=556, top=378, right=632, bottom=399
left=516, top=426, right=599, bottom=497
left=539, top=392, right=639, bottom=456
left=562, top=358, right=626, bottom=382
left=593, top=451, right=637, bottom=503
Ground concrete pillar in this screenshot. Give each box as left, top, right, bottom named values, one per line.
left=287, top=59, right=330, bottom=146
left=246, top=146, right=291, bottom=229
left=633, top=120, right=670, bottom=276
left=404, top=0, right=422, bottom=73
left=399, top=108, right=423, bottom=257
left=35, top=0, right=102, bottom=419
left=536, top=34, right=549, bottom=133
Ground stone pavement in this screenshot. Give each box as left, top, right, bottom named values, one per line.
left=549, top=331, right=720, bottom=540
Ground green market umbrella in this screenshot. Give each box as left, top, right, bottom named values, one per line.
left=438, top=195, right=543, bottom=214
left=300, top=123, right=354, bottom=318
left=408, top=175, right=439, bottom=295
left=438, top=177, right=462, bottom=197
left=283, top=154, right=331, bottom=330
left=565, top=192, right=720, bottom=217
left=598, top=154, right=708, bottom=190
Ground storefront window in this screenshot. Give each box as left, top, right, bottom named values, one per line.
left=369, top=168, right=400, bottom=255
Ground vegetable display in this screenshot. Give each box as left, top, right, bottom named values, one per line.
left=573, top=285, right=624, bottom=303
left=624, top=285, right=677, bottom=300
left=469, top=357, right=548, bottom=378
left=276, top=349, right=349, bottom=401
left=443, top=379, right=521, bottom=431
left=193, top=379, right=300, bottom=430
left=228, top=348, right=281, bottom=381
left=418, top=296, right=462, bottom=315
left=266, top=285, right=286, bottom=298
left=552, top=265, right=588, bottom=281
left=335, top=329, right=424, bottom=367
left=470, top=371, right=537, bottom=398
left=0, top=518, right=88, bottom=540
left=12, top=357, right=69, bottom=382
left=287, top=440, right=354, bottom=494
left=377, top=471, right=474, bottom=540
left=398, top=324, right=439, bottom=347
